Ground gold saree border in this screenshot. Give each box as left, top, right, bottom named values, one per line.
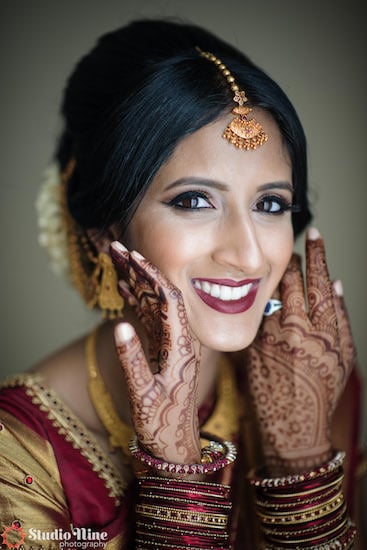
left=0, top=409, right=72, bottom=544
left=0, top=373, right=127, bottom=505
left=1, top=358, right=241, bottom=506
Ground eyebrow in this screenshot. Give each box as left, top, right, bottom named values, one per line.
left=164, top=177, right=293, bottom=193
left=165, top=177, right=228, bottom=192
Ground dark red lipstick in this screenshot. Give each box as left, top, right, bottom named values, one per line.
left=192, top=278, right=260, bottom=314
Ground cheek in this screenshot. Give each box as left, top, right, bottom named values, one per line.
left=126, top=218, right=202, bottom=279
left=265, top=224, right=294, bottom=279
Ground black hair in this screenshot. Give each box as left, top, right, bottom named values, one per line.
left=56, top=18, right=312, bottom=237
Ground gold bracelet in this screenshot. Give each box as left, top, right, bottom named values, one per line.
left=257, top=473, right=344, bottom=499
left=136, top=525, right=229, bottom=541
left=136, top=504, right=228, bottom=528
left=263, top=519, right=355, bottom=550
left=136, top=540, right=203, bottom=550
left=257, top=494, right=344, bottom=525
left=139, top=492, right=231, bottom=510
left=138, top=477, right=231, bottom=498
left=257, top=490, right=343, bottom=518
left=255, top=483, right=341, bottom=510
left=265, top=514, right=349, bottom=545
left=249, top=451, right=345, bottom=489
left=261, top=505, right=347, bottom=537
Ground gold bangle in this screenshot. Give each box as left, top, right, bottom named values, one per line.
left=262, top=520, right=355, bottom=550
left=138, top=476, right=231, bottom=497
left=265, top=514, right=348, bottom=545
left=257, top=495, right=344, bottom=525
left=139, top=492, right=231, bottom=510
left=136, top=525, right=229, bottom=540
left=136, top=540, right=203, bottom=550
left=261, top=505, right=347, bottom=537
left=249, top=451, right=345, bottom=489
left=136, top=504, right=228, bottom=528
left=258, top=473, right=344, bottom=499
left=257, top=491, right=343, bottom=518
left=255, top=483, right=341, bottom=509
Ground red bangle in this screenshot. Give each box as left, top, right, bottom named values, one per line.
left=129, top=433, right=237, bottom=475
left=249, top=450, right=345, bottom=489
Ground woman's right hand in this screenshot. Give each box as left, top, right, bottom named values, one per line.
left=110, top=241, right=202, bottom=465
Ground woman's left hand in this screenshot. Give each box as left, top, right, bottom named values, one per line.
left=246, top=229, right=357, bottom=472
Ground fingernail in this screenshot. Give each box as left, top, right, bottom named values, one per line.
left=307, top=227, right=321, bottom=240
left=333, top=279, right=343, bottom=296
left=111, top=241, right=128, bottom=252
left=131, top=250, right=145, bottom=260
left=115, top=322, right=135, bottom=342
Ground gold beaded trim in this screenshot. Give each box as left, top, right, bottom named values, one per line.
left=196, top=47, right=268, bottom=150
left=261, top=506, right=347, bottom=537
left=136, top=504, right=228, bottom=528
left=258, top=493, right=344, bottom=525
left=140, top=492, right=231, bottom=510
left=255, top=483, right=342, bottom=510
left=136, top=521, right=229, bottom=539
left=265, top=513, right=349, bottom=545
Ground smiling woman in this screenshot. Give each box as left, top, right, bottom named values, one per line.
left=0, top=18, right=364, bottom=550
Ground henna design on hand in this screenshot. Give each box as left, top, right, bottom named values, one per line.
left=246, top=233, right=357, bottom=471
left=111, top=243, right=202, bottom=464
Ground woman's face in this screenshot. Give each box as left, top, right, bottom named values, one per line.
left=125, top=110, right=294, bottom=351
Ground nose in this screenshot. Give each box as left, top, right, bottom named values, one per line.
left=212, top=211, right=264, bottom=276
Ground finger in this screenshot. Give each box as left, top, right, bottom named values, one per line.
left=114, top=246, right=195, bottom=373
left=279, top=253, right=308, bottom=321
left=118, top=279, right=138, bottom=307
left=114, top=322, right=154, bottom=399
left=332, top=280, right=357, bottom=377
left=305, top=228, right=337, bottom=333
left=111, top=243, right=166, bottom=321
left=111, top=242, right=168, bottom=305
left=129, top=251, right=196, bottom=371
left=110, top=241, right=133, bottom=283
left=129, top=250, right=169, bottom=304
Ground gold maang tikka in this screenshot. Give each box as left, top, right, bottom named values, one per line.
left=196, top=48, right=268, bottom=150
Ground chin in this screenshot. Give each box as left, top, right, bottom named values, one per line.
left=194, top=322, right=261, bottom=353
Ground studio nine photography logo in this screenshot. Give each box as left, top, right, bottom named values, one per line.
left=1, top=523, right=108, bottom=549
left=1, top=521, right=25, bottom=549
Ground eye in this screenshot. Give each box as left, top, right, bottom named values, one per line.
left=165, top=191, right=213, bottom=210
left=255, top=195, right=293, bottom=215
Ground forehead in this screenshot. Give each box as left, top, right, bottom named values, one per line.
left=151, top=109, right=292, bottom=189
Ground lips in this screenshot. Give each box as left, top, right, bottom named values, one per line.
left=192, top=278, right=260, bottom=314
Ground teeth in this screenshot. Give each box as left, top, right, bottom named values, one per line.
left=202, top=281, right=211, bottom=294
left=193, top=280, right=253, bottom=301
left=211, top=284, right=220, bottom=298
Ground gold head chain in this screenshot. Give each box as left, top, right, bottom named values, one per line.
left=196, top=47, right=268, bottom=150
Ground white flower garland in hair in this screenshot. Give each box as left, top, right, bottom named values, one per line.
left=35, top=164, right=71, bottom=280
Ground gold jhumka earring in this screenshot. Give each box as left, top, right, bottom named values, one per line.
left=196, top=48, right=268, bottom=150
left=61, top=160, right=124, bottom=319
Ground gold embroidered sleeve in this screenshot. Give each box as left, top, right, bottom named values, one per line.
left=0, top=410, right=71, bottom=546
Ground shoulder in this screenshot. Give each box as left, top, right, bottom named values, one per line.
left=30, top=333, right=100, bottom=431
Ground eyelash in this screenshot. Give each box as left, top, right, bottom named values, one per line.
left=256, top=194, right=299, bottom=215
left=165, top=191, right=213, bottom=210
left=165, top=190, right=300, bottom=215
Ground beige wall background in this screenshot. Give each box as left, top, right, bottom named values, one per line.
left=0, top=0, right=366, bottom=437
